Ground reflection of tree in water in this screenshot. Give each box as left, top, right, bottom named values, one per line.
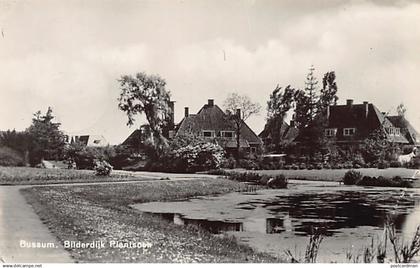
left=254, top=191, right=416, bottom=236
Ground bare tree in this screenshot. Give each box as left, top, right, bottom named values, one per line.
left=224, top=92, right=261, bottom=121
left=223, top=92, right=261, bottom=155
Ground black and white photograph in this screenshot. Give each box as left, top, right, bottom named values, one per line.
left=1, top=0, right=420, bottom=265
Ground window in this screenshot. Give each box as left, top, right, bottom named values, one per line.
left=386, top=127, right=401, bottom=136
left=202, top=130, right=215, bottom=138
left=221, top=131, right=235, bottom=138
left=343, top=128, right=356, bottom=136
left=324, top=128, right=337, bottom=137
left=93, top=140, right=101, bottom=144
left=250, top=147, right=257, bottom=154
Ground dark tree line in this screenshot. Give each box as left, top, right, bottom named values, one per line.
left=265, top=66, right=338, bottom=153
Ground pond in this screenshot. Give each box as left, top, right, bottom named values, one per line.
left=131, top=181, right=420, bottom=262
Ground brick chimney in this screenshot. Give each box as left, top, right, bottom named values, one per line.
left=363, top=101, right=369, bottom=118
left=168, top=101, right=175, bottom=128
left=346, top=99, right=353, bottom=107
left=208, top=99, right=214, bottom=107
left=236, top=108, right=241, bottom=120
left=184, top=107, right=189, bottom=118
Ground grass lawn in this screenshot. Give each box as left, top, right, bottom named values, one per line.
left=21, top=178, right=280, bottom=263
left=227, top=168, right=419, bottom=182
left=0, top=166, right=158, bottom=185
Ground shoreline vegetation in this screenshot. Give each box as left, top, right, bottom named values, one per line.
left=2, top=166, right=418, bottom=186
left=21, top=178, right=280, bottom=263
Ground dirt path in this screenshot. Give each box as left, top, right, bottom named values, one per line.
left=0, top=186, right=72, bottom=263
left=0, top=172, right=219, bottom=263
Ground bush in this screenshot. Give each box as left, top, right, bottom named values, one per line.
left=226, top=172, right=288, bottom=188
left=221, top=156, right=236, bottom=169
left=390, top=160, right=402, bottom=168
left=298, top=163, right=307, bottom=170
left=94, top=160, right=113, bottom=176
left=377, top=160, right=390, bottom=169
left=266, top=175, right=288, bottom=189
left=0, top=146, right=25, bottom=166
left=170, top=142, right=225, bottom=172
left=237, top=159, right=258, bottom=170
left=407, top=157, right=420, bottom=169
left=356, top=175, right=412, bottom=188
left=343, top=169, right=362, bottom=185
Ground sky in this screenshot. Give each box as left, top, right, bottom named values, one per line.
left=0, top=0, right=419, bottom=144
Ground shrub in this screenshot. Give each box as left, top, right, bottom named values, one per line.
left=291, top=164, right=298, bottom=170
left=353, top=163, right=362, bottom=169
left=0, top=146, right=25, bottom=166
left=343, top=169, right=362, bottom=185
left=356, top=175, right=412, bottom=188
left=259, top=176, right=270, bottom=185
left=407, top=157, right=420, bottom=169
left=237, top=159, right=258, bottom=170
left=299, top=163, right=307, bottom=170
left=266, top=175, right=288, bottom=189
left=227, top=172, right=262, bottom=182
left=352, top=154, right=366, bottom=167
left=225, top=172, right=288, bottom=188
left=221, top=156, right=236, bottom=169
left=168, top=142, right=225, bottom=173
left=323, top=163, right=331, bottom=169
left=390, top=160, right=402, bottom=168
left=94, top=160, right=113, bottom=176
left=377, top=160, right=390, bottom=169
left=206, top=169, right=229, bottom=176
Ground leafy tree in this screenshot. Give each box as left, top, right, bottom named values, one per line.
left=264, top=85, right=296, bottom=151
left=0, top=130, right=32, bottom=164
left=27, top=107, right=66, bottom=165
left=117, top=72, right=171, bottom=157
left=397, top=103, right=406, bottom=117
left=223, top=92, right=261, bottom=154
left=319, top=71, right=338, bottom=113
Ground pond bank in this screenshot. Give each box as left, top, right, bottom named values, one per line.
left=224, top=168, right=420, bottom=183
left=20, top=178, right=280, bottom=262
left=133, top=181, right=420, bottom=263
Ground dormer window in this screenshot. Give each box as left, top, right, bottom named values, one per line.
left=325, top=128, right=337, bottom=137
left=221, top=131, right=235, bottom=138
left=386, top=127, right=401, bottom=136
left=343, top=128, right=356, bottom=136
left=202, top=130, right=215, bottom=138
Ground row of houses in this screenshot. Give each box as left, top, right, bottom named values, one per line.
left=121, top=98, right=419, bottom=155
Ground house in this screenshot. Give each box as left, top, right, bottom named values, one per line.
left=67, top=134, right=109, bottom=147
left=386, top=115, right=420, bottom=146
left=259, top=119, right=299, bottom=152
left=321, top=99, right=411, bottom=145
left=175, top=99, right=263, bottom=155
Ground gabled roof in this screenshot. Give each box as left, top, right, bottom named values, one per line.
left=387, top=115, right=420, bottom=145
left=327, top=102, right=408, bottom=143
left=121, top=129, right=142, bottom=147
left=71, top=134, right=109, bottom=147
left=176, top=103, right=262, bottom=146
left=259, top=120, right=299, bottom=145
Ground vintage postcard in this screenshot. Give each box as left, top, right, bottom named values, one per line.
left=0, top=0, right=419, bottom=266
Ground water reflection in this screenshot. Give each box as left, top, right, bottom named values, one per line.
left=145, top=190, right=418, bottom=236
left=134, top=185, right=420, bottom=261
